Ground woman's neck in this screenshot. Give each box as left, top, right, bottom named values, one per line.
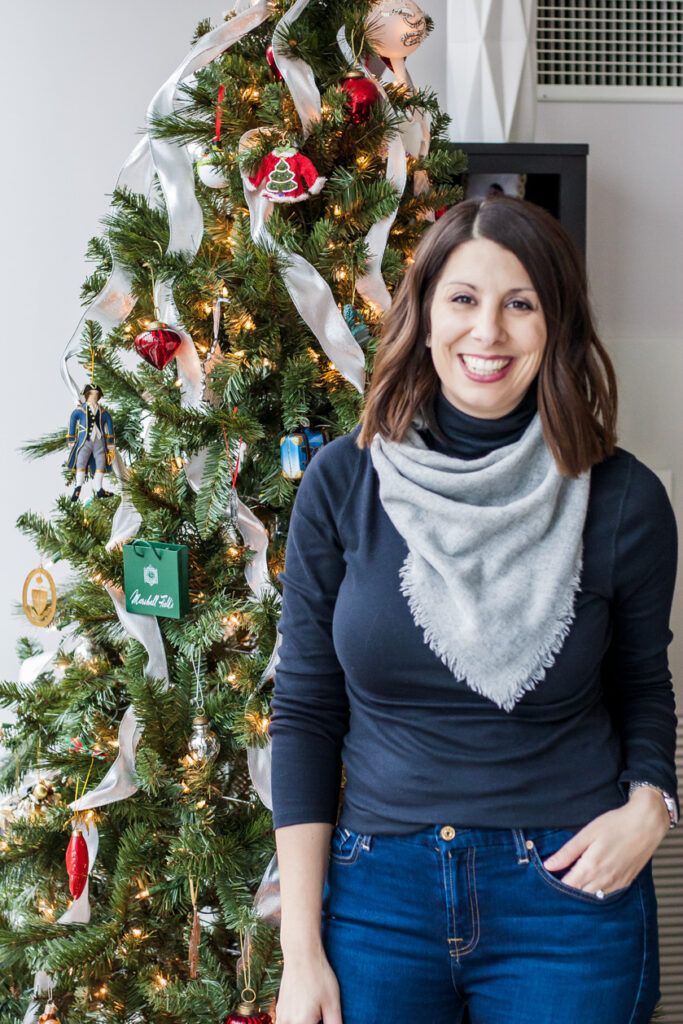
left=425, top=375, right=539, bottom=459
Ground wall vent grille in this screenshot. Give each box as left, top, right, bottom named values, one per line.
left=650, top=718, right=683, bottom=1021
left=537, top=1, right=683, bottom=101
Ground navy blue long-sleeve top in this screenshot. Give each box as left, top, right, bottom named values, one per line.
left=268, top=377, right=680, bottom=834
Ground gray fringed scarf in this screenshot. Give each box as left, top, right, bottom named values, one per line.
left=369, top=410, right=591, bottom=712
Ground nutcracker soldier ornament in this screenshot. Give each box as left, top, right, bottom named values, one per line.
left=66, top=383, right=115, bottom=501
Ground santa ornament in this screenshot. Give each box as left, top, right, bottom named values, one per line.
left=246, top=145, right=325, bottom=203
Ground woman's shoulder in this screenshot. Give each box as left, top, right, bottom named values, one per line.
left=592, top=444, right=676, bottom=535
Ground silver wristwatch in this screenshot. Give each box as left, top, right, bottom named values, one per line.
left=628, top=780, right=679, bottom=829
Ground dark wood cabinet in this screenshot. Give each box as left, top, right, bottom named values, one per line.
left=446, top=142, right=589, bottom=261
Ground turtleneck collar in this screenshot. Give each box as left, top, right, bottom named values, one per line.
left=423, top=374, right=539, bottom=459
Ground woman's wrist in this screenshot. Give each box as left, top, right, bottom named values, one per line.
left=626, top=783, right=672, bottom=836
left=279, top=932, right=326, bottom=959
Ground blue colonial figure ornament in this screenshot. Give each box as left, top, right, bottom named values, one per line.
left=66, top=383, right=116, bottom=501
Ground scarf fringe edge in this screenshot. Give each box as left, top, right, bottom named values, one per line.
left=397, top=554, right=584, bottom=714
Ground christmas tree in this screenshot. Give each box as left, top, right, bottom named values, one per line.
left=1, top=2, right=465, bottom=1021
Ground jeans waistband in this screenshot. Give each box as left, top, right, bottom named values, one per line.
left=350, top=824, right=580, bottom=851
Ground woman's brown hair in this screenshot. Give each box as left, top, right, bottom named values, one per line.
left=356, top=195, right=618, bottom=478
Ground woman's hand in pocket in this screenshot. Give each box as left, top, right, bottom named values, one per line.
left=276, top=944, right=344, bottom=1024
left=541, top=789, right=671, bottom=895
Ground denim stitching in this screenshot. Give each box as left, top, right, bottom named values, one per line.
left=447, top=852, right=461, bottom=963
left=329, top=831, right=363, bottom=865
left=514, top=828, right=529, bottom=863
left=454, top=847, right=480, bottom=956
left=528, top=843, right=631, bottom=905
left=441, top=850, right=460, bottom=963
left=627, top=876, right=648, bottom=1024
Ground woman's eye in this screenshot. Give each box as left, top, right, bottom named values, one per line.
left=451, top=295, right=473, bottom=304
left=508, top=299, right=533, bottom=310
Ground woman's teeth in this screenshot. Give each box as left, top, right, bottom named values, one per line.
left=461, top=355, right=512, bottom=373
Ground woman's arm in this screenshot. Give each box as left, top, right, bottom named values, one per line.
left=544, top=456, right=679, bottom=890
left=268, top=440, right=353, bottom=830
left=275, top=821, right=333, bottom=957
left=601, top=456, right=679, bottom=816
left=274, top=821, right=344, bottom=1024
left=267, top=444, right=355, bottom=1022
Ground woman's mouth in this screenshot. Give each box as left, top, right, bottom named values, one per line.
left=458, top=354, right=514, bottom=382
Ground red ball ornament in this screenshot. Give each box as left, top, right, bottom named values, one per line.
left=265, top=44, right=283, bottom=81
left=223, top=1000, right=272, bottom=1024
left=435, top=206, right=448, bottom=220
left=66, top=828, right=89, bottom=899
left=340, top=72, right=381, bottom=124
left=134, top=320, right=183, bottom=370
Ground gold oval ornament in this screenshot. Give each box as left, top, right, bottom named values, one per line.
left=22, top=568, right=57, bottom=628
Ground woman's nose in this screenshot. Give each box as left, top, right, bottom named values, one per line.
left=470, top=305, right=506, bottom=346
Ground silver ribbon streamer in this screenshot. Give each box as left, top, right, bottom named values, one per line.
left=18, top=650, right=55, bottom=685
left=270, top=0, right=322, bottom=135
left=22, top=972, right=54, bottom=1024
left=246, top=744, right=273, bottom=810
left=69, top=585, right=168, bottom=818
left=240, top=128, right=366, bottom=392
left=59, top=136, right=154, bottom=404
left=337, top=26, right=408, bottom=312
left=57, top=820, right=99, bottom=925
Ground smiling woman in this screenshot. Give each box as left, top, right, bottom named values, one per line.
left=356, top=195, right=618, bottom=478
left=270, top=194, right=678, bottom=1024
left=425, top=237, right=548, bottom=418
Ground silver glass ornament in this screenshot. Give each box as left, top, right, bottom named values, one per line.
left=187, top=714, right=220, bottom=763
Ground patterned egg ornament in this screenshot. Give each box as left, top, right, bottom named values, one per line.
left=365, top=1, right=427, bottom=61
left=134, top=320, right=183, bottom=370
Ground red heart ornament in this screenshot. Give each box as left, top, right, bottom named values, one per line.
left=134, top=321, right=182, bottom=370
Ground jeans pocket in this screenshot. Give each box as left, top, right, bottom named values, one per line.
left=527, top=830, right=633, bottom=906
left=329, top=825, right=371, bottom=865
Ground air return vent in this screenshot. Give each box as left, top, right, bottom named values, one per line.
left=537, top=1, right=683, bottom=101
left=650, top=718, right=683, bottom=1022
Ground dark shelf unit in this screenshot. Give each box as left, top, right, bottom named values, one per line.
left=446, top=142, right=589, bottom=261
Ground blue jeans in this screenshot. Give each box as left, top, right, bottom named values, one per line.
left=321, top=824, right=660, bottom=1024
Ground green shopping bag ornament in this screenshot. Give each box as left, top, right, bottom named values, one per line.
left=122, top=538, right=190, bottom=620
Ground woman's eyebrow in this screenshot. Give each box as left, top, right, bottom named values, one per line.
left=444, top=281, right=537, bottom=293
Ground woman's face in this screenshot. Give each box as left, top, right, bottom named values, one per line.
left=427, top=238, right=547, bottom=419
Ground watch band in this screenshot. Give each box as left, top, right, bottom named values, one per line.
left=628, top=780, right=678, bottom=829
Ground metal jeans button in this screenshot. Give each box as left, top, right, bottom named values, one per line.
left=440, top=826, right=456, bottom=840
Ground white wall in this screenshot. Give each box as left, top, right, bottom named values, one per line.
left=0, top=2, right=232, bottom=687
left=1, top=1, right=681, bottom=701
left=535, top=100, right=683, bottom=696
